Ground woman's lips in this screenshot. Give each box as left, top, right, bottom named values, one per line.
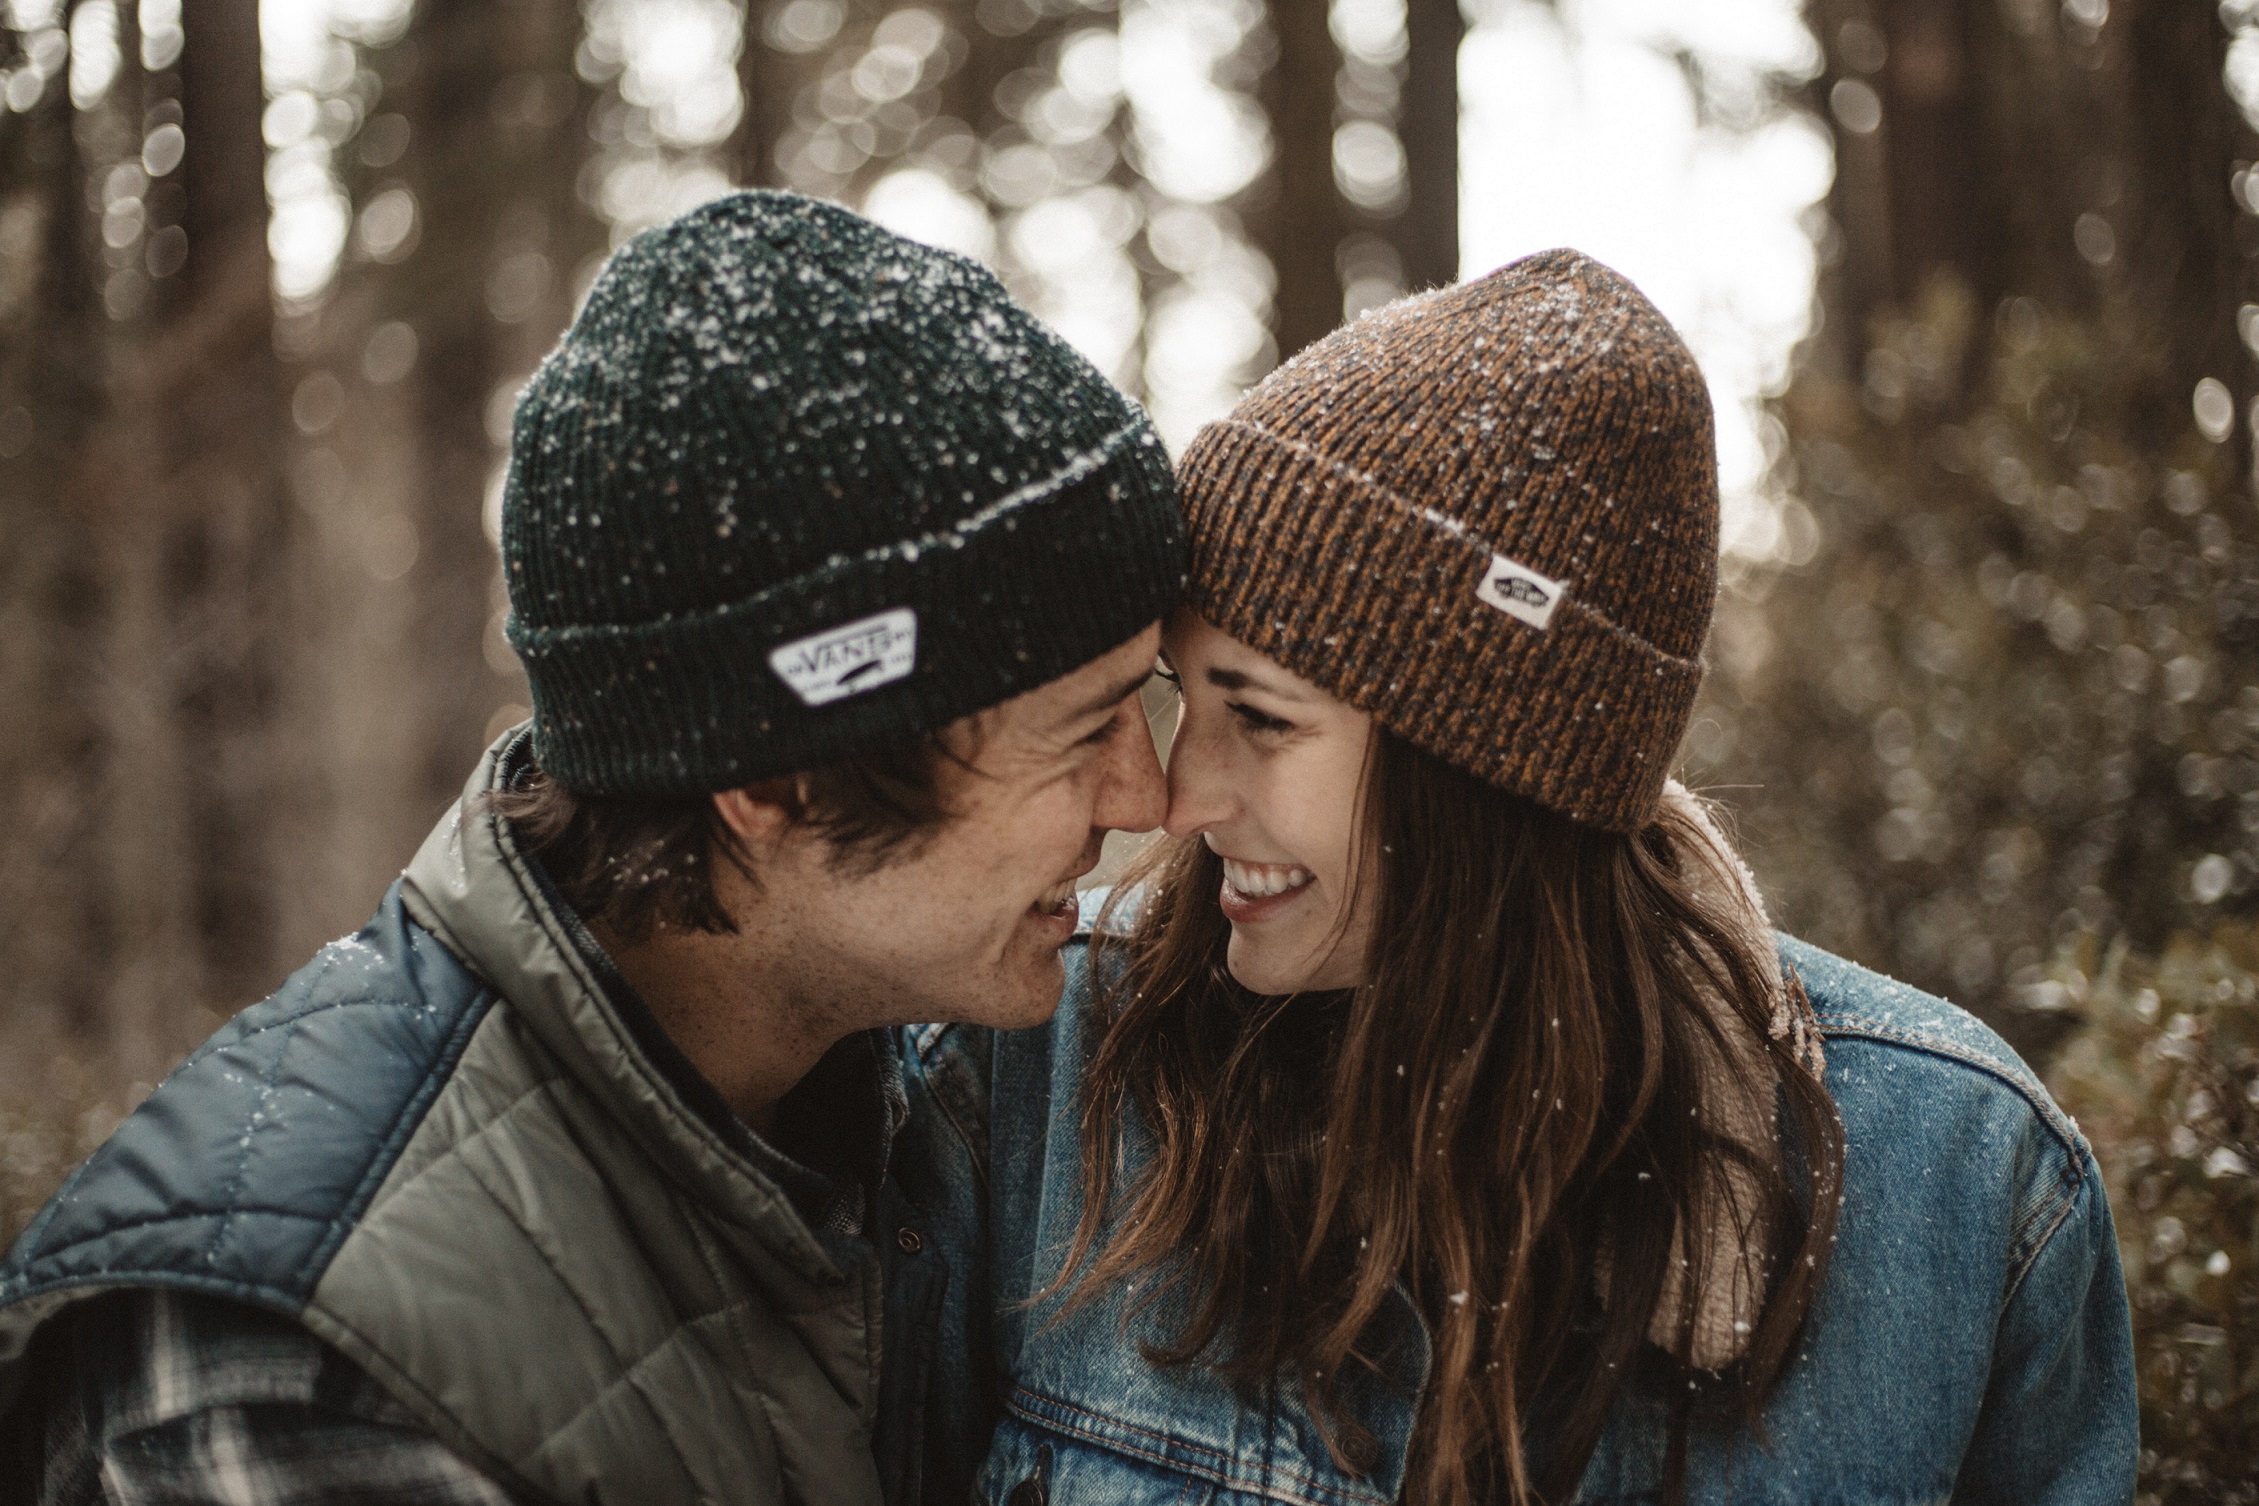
left=1218, top=857, right=1315, bottom=924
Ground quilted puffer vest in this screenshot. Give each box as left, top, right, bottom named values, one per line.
left=0, top=733, right=935, bottom=1504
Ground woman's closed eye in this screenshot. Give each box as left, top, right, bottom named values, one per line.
left=1228, top=701, right=1294, bottom=735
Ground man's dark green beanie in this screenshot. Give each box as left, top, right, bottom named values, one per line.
left=501, top=190, right=1186, bottom=795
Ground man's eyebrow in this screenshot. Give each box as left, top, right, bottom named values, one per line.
left=1065, top=668, right=1156, bottom=724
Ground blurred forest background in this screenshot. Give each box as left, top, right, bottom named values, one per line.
left=1, top=0, right=2256, bottom=1489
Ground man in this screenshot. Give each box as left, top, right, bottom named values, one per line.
left=0, top=191, right=1184, bottom=1505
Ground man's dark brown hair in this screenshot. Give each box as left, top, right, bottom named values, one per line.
left=488, top=731, right=965, bottom=943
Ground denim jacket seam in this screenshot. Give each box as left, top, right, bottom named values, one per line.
left=1813, top=1011, right=2091, bottom=1166
left=1007, top=1383, right=1393, bottom=1506
left=2000, top=1156, right=2092, bottom=1307
left=1818, top=1011, right=2094, bottom=1301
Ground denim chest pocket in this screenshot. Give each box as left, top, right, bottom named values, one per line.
left=982, top=1273, right=1428, bottom=1506
left=979, top=1424, right=1223, bottom=1506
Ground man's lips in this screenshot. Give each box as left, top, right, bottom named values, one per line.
left=1029, top=874, right=1081, bottom=922
left=1024, top=864, right=1098, bottom=940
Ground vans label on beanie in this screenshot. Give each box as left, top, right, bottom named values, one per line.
left=1476, top=554, right=1566, bottom=631
left=769, top=609, right=919, bottom=706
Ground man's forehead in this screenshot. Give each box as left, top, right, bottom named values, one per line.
left=995, top=635, right=1160, bottom=738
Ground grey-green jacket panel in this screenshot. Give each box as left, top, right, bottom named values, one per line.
left=0, top=734, right=895, bottom=1506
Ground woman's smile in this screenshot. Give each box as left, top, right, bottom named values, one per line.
left=1216, top=854, right=1317, bottom=922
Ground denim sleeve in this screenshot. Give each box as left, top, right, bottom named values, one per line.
left=893, top=1023, right=1004, bottom=1506
left=1951, top=1160, right=2138, bottom=1505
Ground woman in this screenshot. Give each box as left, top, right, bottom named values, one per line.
left=898, top=250, right=2136, bottom=1505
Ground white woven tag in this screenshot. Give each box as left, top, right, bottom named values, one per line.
left=1475, top=554, right=1566, bottom=630
left=768, top=608, right=918, bottom=706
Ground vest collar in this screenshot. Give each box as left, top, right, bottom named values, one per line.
left=398, top=728, right=888, bottom=1286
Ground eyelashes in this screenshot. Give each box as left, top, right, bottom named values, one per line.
left=1228, top=702, right=1294, bottom=734
left=1156, top=662, right=1292, bottom=736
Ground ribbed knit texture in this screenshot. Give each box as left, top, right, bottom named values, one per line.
left=1176, top=249, right=1717, bottom=832
left=503, top=191, right=1185, bottom=795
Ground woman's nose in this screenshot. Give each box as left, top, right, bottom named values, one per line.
left=1161, top=716, right=1234, bottom=838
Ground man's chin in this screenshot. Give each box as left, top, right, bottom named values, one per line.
left=972, top=951, right=1070, bottom=1031
left=898, top=950, right=1068, bottom=1032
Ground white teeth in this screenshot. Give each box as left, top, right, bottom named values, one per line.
left=1033, top=878, right=1078, bottom=912
left=1221, top=858, right=1314, bottom=898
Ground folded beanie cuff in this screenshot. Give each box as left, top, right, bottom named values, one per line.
left=1178, top=418, right=1701, bottom=832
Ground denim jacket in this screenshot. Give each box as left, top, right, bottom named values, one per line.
left=895, top=924, right=2138, bottom=1505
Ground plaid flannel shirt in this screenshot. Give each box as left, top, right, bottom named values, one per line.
left=17, top=1288, right=512, bottom=1505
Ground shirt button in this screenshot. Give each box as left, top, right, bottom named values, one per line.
left=1009, top=1442, right=1053, bottom=1504
left=895, top=1227, right=923, bottom=1255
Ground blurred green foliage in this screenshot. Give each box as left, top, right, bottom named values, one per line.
left=2049, top=922, right=2259, bottom=1502
left=1698, top=274, right=2259, bottom=1065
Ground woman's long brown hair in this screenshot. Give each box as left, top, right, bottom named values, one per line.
left=1055, top=731, right=1844, bottom=1505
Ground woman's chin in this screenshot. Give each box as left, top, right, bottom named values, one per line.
left=1221, top=934, right=1286, bottom=995
left=1224, top=933, right=1345, bottom=996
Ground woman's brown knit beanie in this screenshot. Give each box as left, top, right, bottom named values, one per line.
left=1176, top=248, right=1717, bottom=833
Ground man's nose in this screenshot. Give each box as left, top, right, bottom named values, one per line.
left=1092, top=695, right=1167, bottom=835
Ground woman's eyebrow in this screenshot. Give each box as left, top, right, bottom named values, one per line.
left=1204, top=665, right=1309, bottom=700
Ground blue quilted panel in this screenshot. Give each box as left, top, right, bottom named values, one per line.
left=0, top=883, right=493, bottom=1315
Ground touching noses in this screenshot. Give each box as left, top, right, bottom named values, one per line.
left=1160, top=702, right=1233, bottom=839
left=1091, top=695, right=1168, bottom=836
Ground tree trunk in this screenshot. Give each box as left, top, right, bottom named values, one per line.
left=1397, top=0, right=1461, bottom=289
left=733, top=0, right=800, bottom=187
left=0, top=29, right=109, bottom=1078
left=135, top=0, right=289, bottom=1043
left=1257, top=0, right=1353, bottom=359
left=2118, top=0, right=2247, bottom=461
